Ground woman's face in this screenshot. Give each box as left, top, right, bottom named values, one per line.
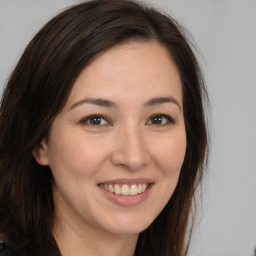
left=36, top=41, right=186, bottom=236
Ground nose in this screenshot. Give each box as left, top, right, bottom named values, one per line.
left=111, top=126, right=150, bottom=171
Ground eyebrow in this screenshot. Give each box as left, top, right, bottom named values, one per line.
left=144, top=97, right=181, bottom=110
left=69, top=96, right=181, bottom=110
left=69, top=98, right=118, bottom=110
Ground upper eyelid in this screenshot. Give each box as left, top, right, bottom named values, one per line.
left=148, top=113, right=171, bottom=118
left=80, top=114, right=110, bottom=124
left=148, top=113, right=175, bottom=121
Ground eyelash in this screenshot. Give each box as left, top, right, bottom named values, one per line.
left=79, top=114, right=110, bottom=126
left=79, top=113, right=175, bottom=127
left=147, top=113, right=176, bottom=126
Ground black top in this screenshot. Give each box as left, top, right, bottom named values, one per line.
left=0, top=237, right=43, bottom=256
left=0, top=238, right=16, bottom=256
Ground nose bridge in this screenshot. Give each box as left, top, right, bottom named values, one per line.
left=111, top=121, right=149, bottom=171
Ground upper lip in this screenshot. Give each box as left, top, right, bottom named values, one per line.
left=98, top=178, right=154, bottom=185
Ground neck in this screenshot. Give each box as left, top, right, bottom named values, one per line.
left=53, top=215, right=138, bottom=256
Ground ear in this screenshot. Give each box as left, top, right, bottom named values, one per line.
left=32, top=139, right=49, bottom=166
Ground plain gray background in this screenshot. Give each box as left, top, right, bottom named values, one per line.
left=0, top=1, right=255, bottom=255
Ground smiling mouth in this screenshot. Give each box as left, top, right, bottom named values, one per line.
left=99, top=183, right=149, bottom=196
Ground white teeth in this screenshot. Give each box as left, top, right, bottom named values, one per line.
left=114, top=184, right=121, bottom=195
left=137, top=184, right=142, bottom=193
left=121, top=184, right=129, bottom=195
left=130, top=184, right=137, bottom=196
left=109, top=184, right=114, bottom=193
left=100, top=183, right=149, bottom=196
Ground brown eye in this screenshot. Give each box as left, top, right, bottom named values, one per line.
left=80, top=115, right=109, bottom=126
left=147, top=114, right=175, bottom=125
left=151, top=116, right=163, bottom=124
left=90, top=117, right=102, bottom=125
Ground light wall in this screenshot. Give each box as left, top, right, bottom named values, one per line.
left=0, top=1, right=255, bottom=255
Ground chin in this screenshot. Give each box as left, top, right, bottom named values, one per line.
left=101, top=212, right=154, bottom=236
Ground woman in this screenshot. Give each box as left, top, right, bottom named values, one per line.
left=0, top=0, right=209, bottom=255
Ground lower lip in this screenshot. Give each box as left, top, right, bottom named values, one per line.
left=99, top=184, right=153, bottom=207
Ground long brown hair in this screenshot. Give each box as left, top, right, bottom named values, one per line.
left=0, top=1, right=209, bottom=255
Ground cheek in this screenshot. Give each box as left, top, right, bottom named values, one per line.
left=47, top=132, right=111, bottom=179
left=150, top=131, right=187, bottom=175
left=146, top=131, right=186, bottom=220
left=74, top=145, right=109, bottom=175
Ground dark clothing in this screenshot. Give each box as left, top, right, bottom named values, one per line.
left=0, top=237, right=60, bottom=256
left=0, top=238, right=17, bottom=256
left=0, top=238, right=37, bottom=256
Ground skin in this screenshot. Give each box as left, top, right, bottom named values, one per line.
left=35, top=41, right=187, bottom=256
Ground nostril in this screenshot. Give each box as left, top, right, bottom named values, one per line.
left=111, top=144, right=149, bottom=171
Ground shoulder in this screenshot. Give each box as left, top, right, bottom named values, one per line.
left=0, top=238, right=18, bottom=256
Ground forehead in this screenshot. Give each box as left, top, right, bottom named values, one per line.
left=65, top=41, right=182, bottom=107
